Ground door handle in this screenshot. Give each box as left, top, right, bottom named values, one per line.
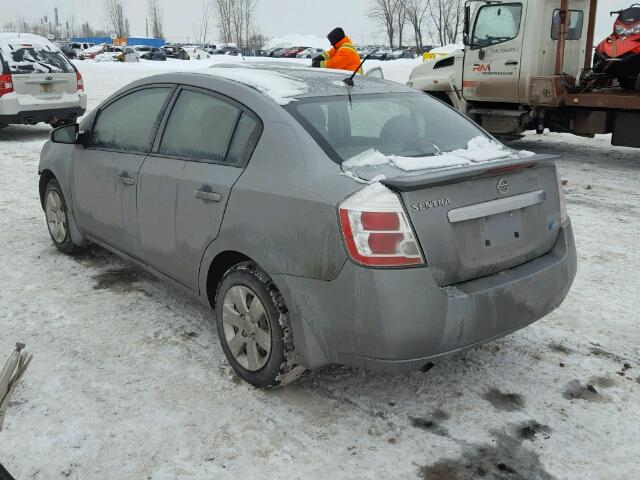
left=116, top=175, right=135, bottom=186
left=194, top=189, right=222, bottom=202
left=505, top=60, right=519, bottom=66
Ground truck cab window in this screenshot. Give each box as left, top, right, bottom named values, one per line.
left=472, top=3, right=523, bottom=48
left=551, top=10, right=584, bottom=40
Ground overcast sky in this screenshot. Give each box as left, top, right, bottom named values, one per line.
left=1, top=0, right=630, bottom=44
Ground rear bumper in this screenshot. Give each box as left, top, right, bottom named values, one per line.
left=274, top=221, right=577, bottom=371
left=0, top=92, right=87, bottom=125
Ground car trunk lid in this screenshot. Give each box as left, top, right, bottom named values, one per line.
left=375, top=155, right=562, bottom=286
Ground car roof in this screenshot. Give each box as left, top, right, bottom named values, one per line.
left=0, top=32, right=55, bottom=48
left=176, top=63, right=415, bottom=105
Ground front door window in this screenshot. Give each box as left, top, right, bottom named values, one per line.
left=472, top=4, right=523, bottom=48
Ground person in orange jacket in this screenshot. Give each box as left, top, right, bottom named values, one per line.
left=312, top=27, right=363, bottom=73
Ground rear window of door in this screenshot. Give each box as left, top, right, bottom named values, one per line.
left=92, top=87, right=172, bottom=153
left=551, top=9, right=584, bottom=40
left=158, top=89, right=261, bottom=165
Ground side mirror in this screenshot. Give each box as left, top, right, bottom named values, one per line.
left=51, top=123, right=78, bottom=144
left=365, top=67, right=384, bottom=79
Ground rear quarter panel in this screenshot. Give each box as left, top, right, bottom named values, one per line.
left=211, top=120, right=355, bottom=281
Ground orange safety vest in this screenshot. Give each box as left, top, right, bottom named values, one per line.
left=319, top=36, right=363, bottom=73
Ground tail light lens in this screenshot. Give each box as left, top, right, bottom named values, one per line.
left=76, top=71, right=84, bottom=92
left=0, top=74, right=14, bottom=97
left=338, top=183, right=425, bottom=267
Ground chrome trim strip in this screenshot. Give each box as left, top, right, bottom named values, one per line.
left=448, top=190, right=546, bottom=223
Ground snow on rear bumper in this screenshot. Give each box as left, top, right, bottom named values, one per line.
left=0, top=91, right=87, bottom=118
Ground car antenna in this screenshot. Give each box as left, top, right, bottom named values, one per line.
left=343, top=54, right=371, bottom=86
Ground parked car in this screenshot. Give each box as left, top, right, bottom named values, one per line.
left=204, top=43, right=217, bottom=54
left=270, top=48, right=288, bottom=58
left=78, top=44, right=124, bottom=60
left=387, top=49, right=416, bottom=60
left=296, top=47, right=324, bottom=59
left=69, top=42, right=95, bottom=56
left=59, top=44, right=77, bottom=59
left=279, top=46, right=308, bottom=58
left=265, top=47, right=282, bottom=57
left=183, top=46, right=210, bottom=60
left=134, top=46, right=167, bottom=61
left=163, top=45, right=190, bottom=60
left=0, top=33, right=86, bottom=128
left=39, top=65, right=576, bottom=388
left=370, top=49, right=391, bottom=60
left=119, top=46, right=140, bottom=63
left=217, top=46, right=240, bottom=56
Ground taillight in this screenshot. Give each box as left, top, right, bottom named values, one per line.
left=0, top=74, right=14, bottom=97
left=76, top=71, right=84, bottom=91
left=338, top=183, right=424, bottom=267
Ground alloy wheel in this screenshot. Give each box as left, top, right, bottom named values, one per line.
left=222, top=285, right=272, bottom=371
left=45, top=190, right=67, bottom=244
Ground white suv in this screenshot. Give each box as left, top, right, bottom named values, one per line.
left=0, top=33, right=87, bottom=128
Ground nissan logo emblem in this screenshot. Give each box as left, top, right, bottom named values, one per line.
left=497, top=178, right=510, bottom=194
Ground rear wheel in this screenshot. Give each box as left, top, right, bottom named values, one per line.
left=215, top=262, right=304, bottom=388
left=44, top=179, right=83, bottom=254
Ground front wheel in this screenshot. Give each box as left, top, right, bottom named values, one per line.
left=44, top=179, right=83, bottom=254
left=215, top=262, right=304, bottom=388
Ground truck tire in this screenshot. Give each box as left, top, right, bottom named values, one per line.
left=215, top=262, right=304, bottom=388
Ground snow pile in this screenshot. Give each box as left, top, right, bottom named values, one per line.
left=344, top=136, right=535, bottom=173
left=205, top=67, right=308, bottom=104
left=94, top=53, right=120, bottom=62
left=429, top=43, right=464, bottom=54
left=264, top=34, right=331, bottom=50
left=342, top=149, right=390, bottom=168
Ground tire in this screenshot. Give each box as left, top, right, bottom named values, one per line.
left=44, top=179, right=83, bottom=254
left=215, top=262, right=304, bottom=388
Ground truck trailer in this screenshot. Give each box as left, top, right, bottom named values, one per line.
left=408, top=0, right=640, bottom=148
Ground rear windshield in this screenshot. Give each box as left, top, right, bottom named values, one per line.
left=0, top=44, right=74, bottom=74
left=286, top=93, right=487, bottom=164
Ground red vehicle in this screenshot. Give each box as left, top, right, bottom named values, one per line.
left=281, top=46, right=308, bottom=58
left=593, top=4, right=640, bottom=90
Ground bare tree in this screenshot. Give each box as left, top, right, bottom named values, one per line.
left=395, top=0, right=407, bottom=47
left=216, top=0, right=234, bottom=44
left=428, top=0, right=464, bottom=45
left=105, top=0, right=127, bottom=37
left=242, top=0, right=258, bottom=49
left=193, top=0, right=215, bottom=44
left=147, top=0, right=164, bottom=39
left=369, top=0, right=398, bottom=48
left=401, top=0, right=430, bottom=50
left=232, top=0, right=244, bottom=47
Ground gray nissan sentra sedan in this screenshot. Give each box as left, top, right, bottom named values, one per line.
left=38, top=64, right=577, bottom=388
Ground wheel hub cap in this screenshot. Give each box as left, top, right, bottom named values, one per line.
left=45, top=190, right=67, bottom=244
left=222, top=285, right=272, bottom=371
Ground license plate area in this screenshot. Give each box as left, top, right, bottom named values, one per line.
left=478, top=211, right=524, bottom=249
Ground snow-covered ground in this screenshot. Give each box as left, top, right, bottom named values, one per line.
left=0, top=58, right=639, bottom=480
